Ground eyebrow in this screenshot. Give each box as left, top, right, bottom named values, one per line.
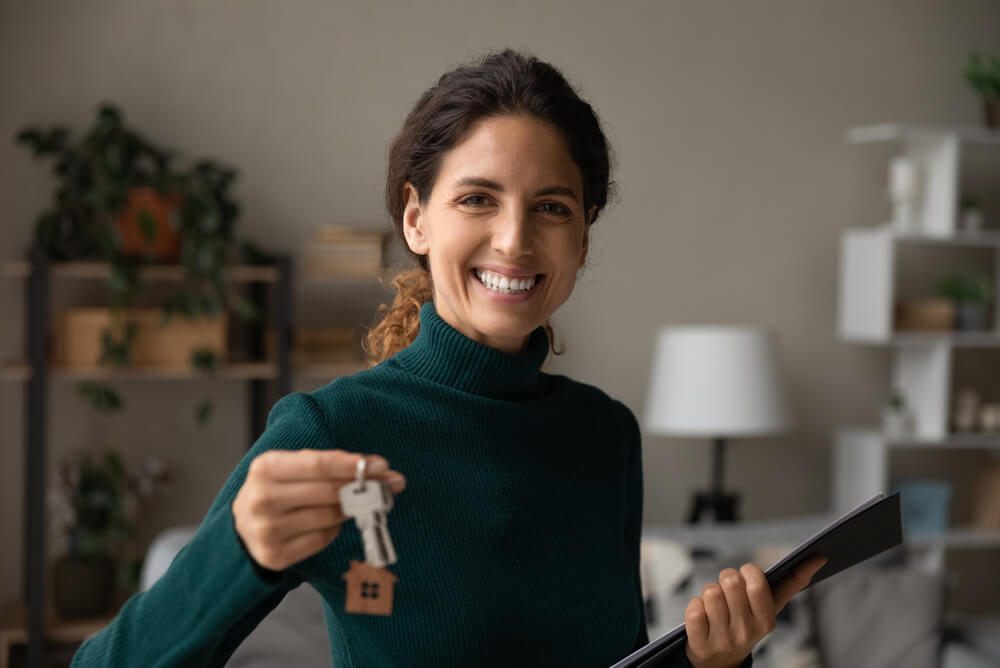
left=452, top=176, right=579, bottom=202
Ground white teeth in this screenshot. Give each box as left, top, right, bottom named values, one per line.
left=475, top=269, right=537, bottom=294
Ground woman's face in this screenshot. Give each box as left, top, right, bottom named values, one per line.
left=402, top=114, right=592, bottom=354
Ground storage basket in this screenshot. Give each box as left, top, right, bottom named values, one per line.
left=891, top=479, right=952, bottom=536
left=57, top=308, right=227, bottom=369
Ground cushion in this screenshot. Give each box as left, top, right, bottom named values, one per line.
left=809, top=565, right=945, bottom=668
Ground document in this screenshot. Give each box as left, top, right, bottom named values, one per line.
left=611, top=492, right=902, bottom=668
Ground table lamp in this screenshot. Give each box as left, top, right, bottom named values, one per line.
left=644, top=326, right=789, bottom=524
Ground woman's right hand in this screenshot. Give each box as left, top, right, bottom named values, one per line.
left=232, top=449, right=407, bottom=571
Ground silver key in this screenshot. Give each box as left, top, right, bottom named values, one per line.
left=340, top=472, right=397, bottom=568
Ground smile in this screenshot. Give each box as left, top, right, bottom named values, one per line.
left=473, top=269, right=544, bottom=294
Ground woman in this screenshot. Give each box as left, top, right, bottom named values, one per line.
left=73, top=49, right=823, bottom=668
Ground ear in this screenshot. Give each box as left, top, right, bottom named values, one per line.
left=401, top=182, right=429, bottom=256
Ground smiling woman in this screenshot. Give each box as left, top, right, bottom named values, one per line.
left=71, top=49, right=820, bottom=668
left=364, top=48, right=614, bottom=362
left=398, top=113, right=592, bottom=354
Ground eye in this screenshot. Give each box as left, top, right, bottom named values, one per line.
left=538, top=201, right=571, bottom=216
left=459, top=194, right=491, bottom=207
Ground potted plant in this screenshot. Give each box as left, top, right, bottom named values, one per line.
left=964, top=49, right=1000, bottom=129
left=882, top=388, right=915, bottom=440
left=48, top=450, right=170, bottom=617
left=16, top=104, right=262, bottom=423
left=959, top=195, right=984, bottom=233
left=934, top=270, right=995, bottom=330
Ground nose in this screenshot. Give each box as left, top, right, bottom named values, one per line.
left=490, top=206, right=534, bottom=258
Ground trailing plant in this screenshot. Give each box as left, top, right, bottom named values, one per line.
left=16, top=104, right=262, bottom=423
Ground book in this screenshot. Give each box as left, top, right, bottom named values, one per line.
left=611, top=492, right=902, bottom=668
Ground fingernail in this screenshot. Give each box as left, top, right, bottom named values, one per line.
left=386, top=474, right=405, bottom=486
left=367, top=458, right=388, bottom=474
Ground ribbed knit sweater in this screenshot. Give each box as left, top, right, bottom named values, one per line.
left=72, top=302, right=737, bottom=667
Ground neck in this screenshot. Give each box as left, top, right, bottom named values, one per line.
left=391, top=302, right=550, bottom=400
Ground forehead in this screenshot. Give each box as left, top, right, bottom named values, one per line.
left=435, top=114, right=582, bottom=194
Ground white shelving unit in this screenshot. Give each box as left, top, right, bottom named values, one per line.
left=834, top=123, right=1000, bottom=606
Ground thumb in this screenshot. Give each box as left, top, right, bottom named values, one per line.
left=773, top=555, right=827, bottom=612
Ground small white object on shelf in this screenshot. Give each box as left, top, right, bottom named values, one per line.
left=979, top=404, right=1000, bottom=432
left=888, top=156, right=922, bottom=232
left=960, top=205, right=984, bottom=234
left=846, top=123, right=1000, bottom=237
left=882, top=406, right=915, bottom=440
left=954, top=388, right=981, bottom=433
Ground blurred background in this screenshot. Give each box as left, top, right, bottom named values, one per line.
left=1, top=1, right=999, bottom=666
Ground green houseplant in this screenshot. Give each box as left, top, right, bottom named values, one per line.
left=16, top=104, right=262, bottom=423
left=964, top=49, right=1000, bottom=129
left=934, top=270, right=995, bottom=331
left=48, top=450, right=170, bottom=616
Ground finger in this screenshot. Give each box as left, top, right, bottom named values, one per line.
left=685, top=597, right=710, bottom=652
left=251, top=449, right=391, bottom=482
left=256, top=524, right=341, bottom=571
left=773, top=555, right=828, bottom=612
left=257, top=505, right=346, bottom=543
left=740, top=563, right=776, bottom=631
left=248, top=480, right=343, bottom=514
left=701, top=583, right=729, bottom=649
left=383, top=472, right=407, bottom=494
left=718, top=568, right=754, bottom=646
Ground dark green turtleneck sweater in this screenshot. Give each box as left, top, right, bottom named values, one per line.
left=73, top=302, right=733, bottom=667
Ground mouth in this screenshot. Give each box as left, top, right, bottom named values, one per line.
left=471, top=268, right=545, bottom=295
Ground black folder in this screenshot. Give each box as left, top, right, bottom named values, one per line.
left=611, top=492, right=902, bottom=668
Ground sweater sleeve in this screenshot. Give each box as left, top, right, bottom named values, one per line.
left=618, top=402, right=753, bottom=668
left=620, top=402, right=649, bottom=652
left=71, top=392, right=332, bottom=668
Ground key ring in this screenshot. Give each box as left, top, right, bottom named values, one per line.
left=356, top=457, right=367, bottom=491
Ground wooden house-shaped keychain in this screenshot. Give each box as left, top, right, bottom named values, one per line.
left=343, top=560, right=399, bottom=615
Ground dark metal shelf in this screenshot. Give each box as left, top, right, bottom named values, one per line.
left=17, top=249, right=293, bottom=666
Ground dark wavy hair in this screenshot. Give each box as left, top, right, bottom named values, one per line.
left=363, top=48, right=616, bottom=366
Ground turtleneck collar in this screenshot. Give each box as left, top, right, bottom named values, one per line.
left=392, top=302, right=550, bottom=400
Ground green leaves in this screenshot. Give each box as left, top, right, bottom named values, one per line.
left=99, top=319, right=139, bottom=368
left=16, top=102, right=255, bottom=428
left=934, top=270, right=995, bottom=304
left=59, top=449, right=133, bottom=558
left=78, top=382, right=123, bottom=413
left=108, top=257, right=141, bottom=305
left=137, top=208, right=158, bottom=242
left=965, top=50, right=1000, bottom=100
left=195, top=400, right=215, bottom=426
left=15, top=127, right=70, bottom=156
left=191, top=349, right=218, bottom=374
left=229, top=294, right=260, bottom=323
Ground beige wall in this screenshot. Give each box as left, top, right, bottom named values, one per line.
left=2, top=0, right=999, bottom=607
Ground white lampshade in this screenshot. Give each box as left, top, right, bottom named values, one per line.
left=644, top=326, right=789, bottom=437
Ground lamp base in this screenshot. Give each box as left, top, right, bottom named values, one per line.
left=687, top=491, right=741, bottom=524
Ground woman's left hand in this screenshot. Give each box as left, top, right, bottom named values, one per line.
left=683, top=555, right=827, bottom=668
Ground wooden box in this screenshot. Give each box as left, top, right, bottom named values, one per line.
left=57, top=308, right=227, bottom=369
left=894, top=298, right=955, bottom=331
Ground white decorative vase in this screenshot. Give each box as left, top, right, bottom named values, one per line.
left=888, top=157, right=922, bottom=232
left=882, top=407, right=915, bottom=440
